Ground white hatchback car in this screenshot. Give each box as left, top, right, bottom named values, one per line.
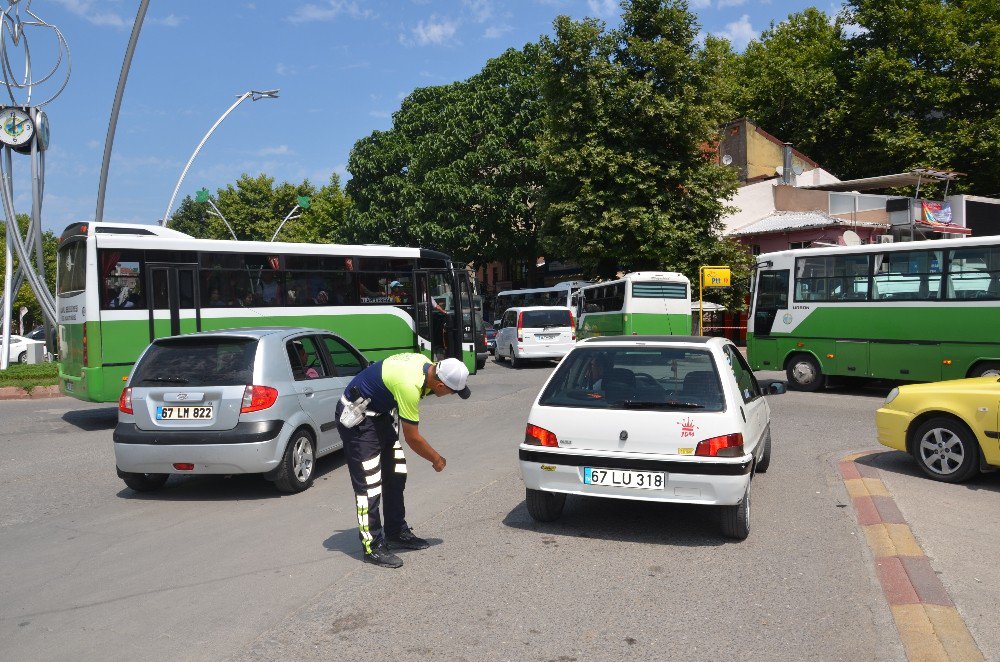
left=518, top=335, right=784, bottom=539
left=495, top=306, right=575, bottom=367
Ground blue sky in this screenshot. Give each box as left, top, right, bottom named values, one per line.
left=17, top=0, right=838, bottom=232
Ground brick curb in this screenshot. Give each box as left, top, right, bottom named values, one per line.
left=840, top=452, right=984, bottom=661
left=0, top=385, right=64, bottom=400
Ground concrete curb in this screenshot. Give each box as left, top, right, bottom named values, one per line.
left=0, top=385, right=64, bottom=400
left=840, top=451, right=985, bottom=661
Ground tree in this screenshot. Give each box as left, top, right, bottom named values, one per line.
left=345, top=44, right=547, bottom=270
left=168, top=173, right=351, bottom=243
left=0, top=214, right=57, bottom=333
left=537, top=0, right=742, bottom=302
left=731, top=8, right=850, bottom=169
left=839, top=0, right=1000, bottom=196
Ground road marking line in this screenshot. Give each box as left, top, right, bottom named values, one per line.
left=842, top=452, right=985, bottom=662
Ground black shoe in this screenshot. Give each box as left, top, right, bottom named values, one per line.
left=388, top=527, right=430, bottom=550
left=363, top=541, right=403, bottom=568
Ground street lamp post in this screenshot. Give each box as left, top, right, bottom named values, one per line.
left=270, top=196, right=311, bottom=242
left=160, top=89, right=278, bottom=227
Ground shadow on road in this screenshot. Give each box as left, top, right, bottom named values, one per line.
left=322, top=528, right=443, bottom=559
left=116, top=450, right=349, bottom=501
left=491, top=357, right=559, bottom=371
left=859, top=449, right=1000, bottom=494
left=502, top=496, right=727, bottom=547
left=61, top=406, right=118, bottom=431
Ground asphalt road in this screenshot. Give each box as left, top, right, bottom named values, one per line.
left=0, top=360, right=993, bottom=661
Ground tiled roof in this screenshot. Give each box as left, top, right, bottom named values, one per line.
left=730, top=211, right=889, bottom=236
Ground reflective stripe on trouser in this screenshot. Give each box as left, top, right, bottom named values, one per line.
left=336, top=401, right=408, bottom=553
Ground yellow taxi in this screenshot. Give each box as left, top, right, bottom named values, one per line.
left=876, top=377, right=1000, bottom=483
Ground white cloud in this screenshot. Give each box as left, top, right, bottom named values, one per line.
left=484, top=24, right=512, bottom=39
left=52, top=0, right=126, bottom=28
left=587, top=0, right=618, bottom=18
left=369, top=110, right=391, bottom=119
left=404, top=16, right=459, bottom=46
left=716, top=14, right=757, bottom=49
left=689, top=0, right=712, bottom=8
left=463, top=0, right=494, bottom=23
left=287, top=1, right=374, bottom=24
left=717, top=0, right=747, bottom=7
left=86, top=139, right=100, bottom=149
left=256, top=145, right=295, bottom=157
left=276, top=63, right=297, bottom=76
left=149, top=14, right=186, bottom=27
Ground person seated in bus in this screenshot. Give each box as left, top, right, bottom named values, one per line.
left=315, top=290, right=330, bottom=306
left=109, top=285, right=137, bottom=309
left=389, top=280, right=411, bottom=305
left=207, top=288, right=225, bottom=307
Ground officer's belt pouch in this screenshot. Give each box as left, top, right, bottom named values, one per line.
left=339, top=395, right=371, bottom=428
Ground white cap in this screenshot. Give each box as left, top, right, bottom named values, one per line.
left=436, top=358, right=471, bottom=399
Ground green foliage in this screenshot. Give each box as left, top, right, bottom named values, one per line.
left=345, top=44, right=547, bottom=269
left=168, top=173, right=351, bottom=243
left=0, top=361, right=58, bottom=389
left=537, top=0, right=739, bottom=288
left=0, top=214, right=58, bottom=332
left=732, top=1, right=1000, bottom=198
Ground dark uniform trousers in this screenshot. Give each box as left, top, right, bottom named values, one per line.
left=335, top=401, right=408, bottom=553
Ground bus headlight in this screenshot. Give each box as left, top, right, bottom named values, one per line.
left=884, top=387, right=899, bottom=405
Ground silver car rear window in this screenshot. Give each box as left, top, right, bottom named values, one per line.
left=132, top=337, right=257, bottom=387
left=539, top=347, right=724, bottom=412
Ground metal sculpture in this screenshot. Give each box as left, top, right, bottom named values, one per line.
left=0, top=0, right=71, bottom=369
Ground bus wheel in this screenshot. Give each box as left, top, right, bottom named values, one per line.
left=969, top=361, right=1000, bottom=378
left=786, top=354, right=826, bottom=391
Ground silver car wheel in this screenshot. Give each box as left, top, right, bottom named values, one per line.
left=292, top=435, right=314, bottom=482
left=918, top=427, right=964, bottom=475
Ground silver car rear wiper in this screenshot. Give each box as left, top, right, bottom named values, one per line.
left=141, top=377, right=190, bottom=384
left=620, top=400, right=705, bottom=409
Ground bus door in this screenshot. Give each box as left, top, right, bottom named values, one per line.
left=456, top=271, right=478, bottom=373
left=415, top=270, right=456, bottom=361
left=749, top=269, right=789, bottom=369
left=147, top=263, right=199, bottom=341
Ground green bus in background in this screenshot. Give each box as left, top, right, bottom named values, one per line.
left=748, top=237, right=1000, bottom=390
left=575, top=272, right=692, bottom=339
left=55, top=222, right=478, bottom=403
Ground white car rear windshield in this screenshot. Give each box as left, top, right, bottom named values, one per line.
left=539, top=347, right=724, bottom=411
left=521, top=309, right=572, bottom=328
left=132, top=337, right=257, bottom=387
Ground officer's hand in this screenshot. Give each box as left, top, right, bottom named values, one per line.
left=432, top=456, right=447, bottom=472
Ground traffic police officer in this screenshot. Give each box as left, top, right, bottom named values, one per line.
left=335, top=353, right=471, bottom=568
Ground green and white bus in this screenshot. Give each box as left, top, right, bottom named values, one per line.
left=748, top=236, right=1000, bottom=390
left=56, top=222, right=479, bottom=403
left=493, top=283, right=584, bottom=322
left=575, top=272, right=691, bottom=339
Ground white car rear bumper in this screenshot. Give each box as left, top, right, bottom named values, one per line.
left=519, top=446, right=752, bottom=506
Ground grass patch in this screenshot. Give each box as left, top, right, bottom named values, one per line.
left=0, top=362, right=59, bottom=390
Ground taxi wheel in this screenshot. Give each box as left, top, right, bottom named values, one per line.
left=119, top=471, right=168, bottom=493
left=509, top=347, right=522, bottom=369
left=911, top=418, right=980, bottom=483
left=721, top=482, right=751, bottom=540
left=786, top=354, right=826, bottom=392
left=273, top=429, right=316, bottom=493
left=756, top=431, right=772, bottom=473
left=525, top=488, right=565, bottom=522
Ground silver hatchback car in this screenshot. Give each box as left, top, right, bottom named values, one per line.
left=114, top=327, right=368, bottom=494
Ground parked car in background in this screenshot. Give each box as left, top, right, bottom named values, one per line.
left=484, top=322, right=497, bottom=355
left=876, top=376, right=1000, bottom=483
left=114, top=327, right=368, bottom=494
left=4, top=334, right=46, bottom=364
left=518, top=335, right=785, bottom=539
left=495, top=306, right=576, bottom=368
